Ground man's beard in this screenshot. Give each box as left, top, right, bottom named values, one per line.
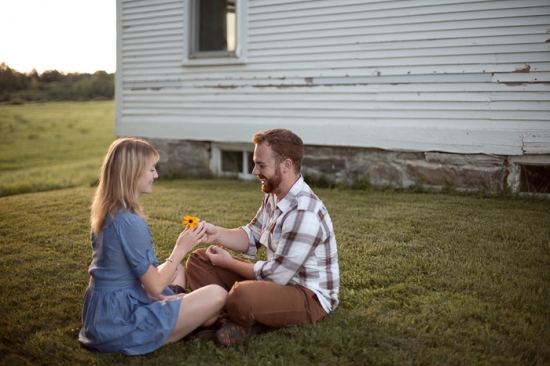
left=259, top=166, right=283, bottom=194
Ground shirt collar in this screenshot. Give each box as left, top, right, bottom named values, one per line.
left=276, top=175, right=304, bottom=213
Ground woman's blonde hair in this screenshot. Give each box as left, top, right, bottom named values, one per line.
left=90, top=137, right=159, bottom=236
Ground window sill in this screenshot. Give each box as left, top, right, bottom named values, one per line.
left=182, top=55, right=247, bottom=67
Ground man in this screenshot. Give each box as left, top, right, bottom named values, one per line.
left=185, top=128, right=339, bottom=346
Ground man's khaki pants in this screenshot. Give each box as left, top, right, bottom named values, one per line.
left=185, top=248, right=328, bottom=328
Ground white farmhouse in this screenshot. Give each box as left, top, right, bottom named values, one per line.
left=115, top=0, right=550, bottom=193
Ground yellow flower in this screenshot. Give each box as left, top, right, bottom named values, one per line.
left=182, top=215, right=200, bottom=229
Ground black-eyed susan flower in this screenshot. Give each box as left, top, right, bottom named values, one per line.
left=182, top=215, right=200, bottom=229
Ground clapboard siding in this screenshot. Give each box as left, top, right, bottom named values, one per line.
left=116, top=0, right=550, bottom=155
left=248, top=10, right=549, bottom=36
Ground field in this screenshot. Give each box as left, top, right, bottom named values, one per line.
left=0, top=101, right=115, bottom=197
left=0, top=102, right=549, bottom=365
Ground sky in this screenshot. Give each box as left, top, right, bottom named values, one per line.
left=1, top=0, right=116, bottom=74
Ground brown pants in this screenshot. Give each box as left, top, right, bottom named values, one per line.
left=185, top=248, right=328, bottom=328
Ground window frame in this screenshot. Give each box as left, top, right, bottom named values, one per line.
left=183, top=0, right=248, bottom=67
left=210, top=143, right=255, bottom=180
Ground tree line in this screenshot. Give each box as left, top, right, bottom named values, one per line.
left=0, top=63, right=114, bottom=104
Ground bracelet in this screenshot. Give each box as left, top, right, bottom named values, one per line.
left=166, top=258, right=178, bottom=271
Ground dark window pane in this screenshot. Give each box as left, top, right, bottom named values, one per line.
left=520, top=164, right=550, bottom=193
left=197, top=0, right=236, bottom=52
left=247, top=151, right=254, bottom=173
left=221, top=150, right=242, bottom=173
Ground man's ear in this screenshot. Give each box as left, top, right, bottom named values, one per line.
left=283, top=159, right=292, bottom=172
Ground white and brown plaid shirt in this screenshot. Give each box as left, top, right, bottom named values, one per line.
left=241, top=176, right=340, bottom=313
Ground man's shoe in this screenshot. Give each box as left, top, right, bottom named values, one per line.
left=183, top=326, right=218, bottom=342
left=168, top=284, right=186, bottom=294
left=215, top=322, right=268, bottom=346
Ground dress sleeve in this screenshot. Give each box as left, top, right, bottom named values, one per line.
left=115, top=213, right=159, bottom=278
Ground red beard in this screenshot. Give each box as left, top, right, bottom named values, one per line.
left=259, top=166, right=283, bottom=194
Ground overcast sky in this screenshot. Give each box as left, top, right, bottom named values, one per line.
left=1, top=0, right=116, bottom=74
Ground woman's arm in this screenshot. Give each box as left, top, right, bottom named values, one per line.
left=140, top=224, right=207, bottom=296
left=140, top=261, right=181, bottom=298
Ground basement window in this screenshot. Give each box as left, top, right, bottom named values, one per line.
left=519, top=164, right=550, bottom=193
left=210, top=143, right=255, bottom=180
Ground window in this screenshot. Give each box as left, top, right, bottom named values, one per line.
left=194, top=0, right=235, bottom=54
left=210, top=143, right=255, bottom=180
left=519, top=164, right=550, bottom=194
left=183, top=0, right=247, bottom=66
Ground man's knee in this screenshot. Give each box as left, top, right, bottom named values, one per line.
left=226, top=281, right=258, bottom=325
left=227, top=281, right=255, bottom=309
left=187, top=248, right=208, bottom=263
left=186, top=248, right=211, bottom=273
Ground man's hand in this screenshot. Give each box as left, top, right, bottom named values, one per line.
left=205, top=245, right=232, bottom=268
left=201, top=222, right=219, bottom=244
left=205, top=245, right=257, bottom=280
left=198, top=223, right=250, bottom=253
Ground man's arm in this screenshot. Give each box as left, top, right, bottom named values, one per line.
left=203, top=223, right=249, bottom=253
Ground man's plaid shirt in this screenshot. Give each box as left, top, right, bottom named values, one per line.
left=241, top=176, right=340, bottom=313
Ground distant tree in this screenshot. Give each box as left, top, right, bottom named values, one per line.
left=28, top=69, right=40, bottom=81
left=0, top=62, right=28, bottom=93
left=40, top=70, right=63, bottom=83
left=0, top=63, right=114, bottom=102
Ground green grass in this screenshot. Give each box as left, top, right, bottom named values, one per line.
left=0, top=182, right=549, bottom=365
left=0, top=101, right=549, bottom=365
left=0, top=101, right=114, bottom=196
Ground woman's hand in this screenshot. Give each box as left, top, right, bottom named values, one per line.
left=162, top=293, right=186, bottom=300
left=175, top=224, right=207, bottom=253
left=149, top=291, right=185, bottom=302
left=148, top=292, right=165, bottom=302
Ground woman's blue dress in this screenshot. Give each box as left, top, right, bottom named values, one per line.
left=79, top=210, right=181, bottom=355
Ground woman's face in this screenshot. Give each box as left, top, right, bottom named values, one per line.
left=136, top=155, right=158, bottom=196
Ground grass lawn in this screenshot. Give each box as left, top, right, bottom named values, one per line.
left=0, top=101, right=114, bottom=197
left=0, top=101, right=549, bottom=365
left=1, top=181, right=549, bottom=365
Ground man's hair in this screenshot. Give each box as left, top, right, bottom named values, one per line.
left=252, top=128, right=304, bottom=173
left=90, top=137, right=159, bottom=236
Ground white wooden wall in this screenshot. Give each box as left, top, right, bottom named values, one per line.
left=115, top=0, right=550, bottom=156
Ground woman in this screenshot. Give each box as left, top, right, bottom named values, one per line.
left=79, top=137, right=226, bottom=355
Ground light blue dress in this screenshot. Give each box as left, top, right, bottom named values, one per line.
left=78, top=210, right=181, bottom=355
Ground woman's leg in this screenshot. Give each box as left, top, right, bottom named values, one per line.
left=164, top=284, right=227, bottom=344
left=169, top=264, right=186, bottom=288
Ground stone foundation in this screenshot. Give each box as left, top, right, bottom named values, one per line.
left=302, top=146, right=507, bottom=191
left=146, top=138, right=548, bottom=193
left=147, top=138, right=212, bottom=179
